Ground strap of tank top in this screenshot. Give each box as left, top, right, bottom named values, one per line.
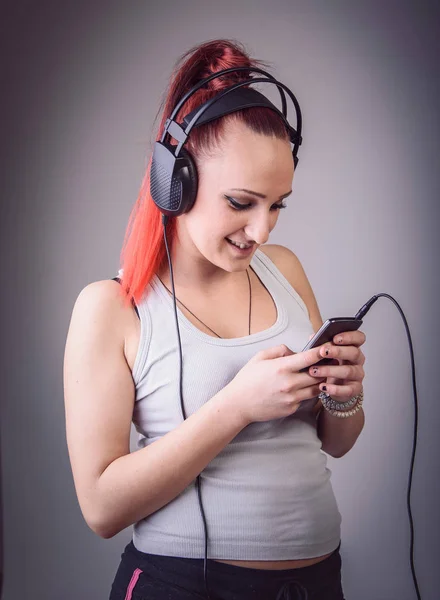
left=111, top=277, right=140, bottom=320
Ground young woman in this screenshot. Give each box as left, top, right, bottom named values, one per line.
left=63, top=39, right=366, bottom=600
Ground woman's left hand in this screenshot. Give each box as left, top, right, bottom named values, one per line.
left=309, top=330, right=366, bottom=401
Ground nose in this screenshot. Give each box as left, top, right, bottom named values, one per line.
left=245, top=209, right=272, bottom=245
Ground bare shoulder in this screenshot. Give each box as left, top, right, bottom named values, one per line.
left=69, top=279, right=134, bottom=344
left=74, top=278, right=127, bottom=312
left=73, top=277, right=125, bottom=313
left=258, top=244, right=324, bottom=333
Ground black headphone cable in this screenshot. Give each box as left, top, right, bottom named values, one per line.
left=162, top=215, right=212, bottom=598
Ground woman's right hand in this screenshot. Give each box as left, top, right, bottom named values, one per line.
left=224, top=343, right=327, bottom=425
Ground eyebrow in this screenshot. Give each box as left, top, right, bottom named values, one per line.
left=228, top=188, right=292, bottom=200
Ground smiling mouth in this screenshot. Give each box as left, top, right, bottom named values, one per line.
left=226, top=238, right=254, bottom=249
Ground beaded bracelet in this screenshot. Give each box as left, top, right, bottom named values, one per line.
left=320, top=390, right=361, bottom=411
left=319, top=389, right=364, bottom=418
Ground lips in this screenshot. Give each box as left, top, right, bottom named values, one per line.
left=225, top=238, right=255, bottom=257
left=226, top=238, right=253, bottom=249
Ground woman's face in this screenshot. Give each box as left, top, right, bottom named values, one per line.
left=177, top=119, right=295, bottom=273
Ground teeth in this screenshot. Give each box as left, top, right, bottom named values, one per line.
left=228, top=239, right=251, bottom=249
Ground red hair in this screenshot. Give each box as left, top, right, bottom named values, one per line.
left=117, top=38, right=290, bottom=310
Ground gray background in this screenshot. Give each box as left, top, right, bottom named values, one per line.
left=1, top=0, right=439, bottom=598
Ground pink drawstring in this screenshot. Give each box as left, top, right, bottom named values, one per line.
left=124, top=568, right=143, bottom=600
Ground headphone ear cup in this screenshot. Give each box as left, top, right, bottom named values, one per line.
left=174, top=146, right=198, bottom=215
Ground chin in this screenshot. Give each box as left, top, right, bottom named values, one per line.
left=223, top=249, right=257, bottom=270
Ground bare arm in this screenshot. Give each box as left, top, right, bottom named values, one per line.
left=95, top=389, right=245, bottom=538
left=63, top=281, right=246, bottom=540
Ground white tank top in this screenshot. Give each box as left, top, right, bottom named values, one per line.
left=121, top=248, right=341, bottom=560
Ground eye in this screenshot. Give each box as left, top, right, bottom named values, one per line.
left=224, top=195, right=287, bottom=212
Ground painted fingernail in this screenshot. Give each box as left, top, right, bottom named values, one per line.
left=312, top=368, right=318, bottom=375
left=337, top=336, right=343, bottom=344
left=322, top=385, right=327, bottom=391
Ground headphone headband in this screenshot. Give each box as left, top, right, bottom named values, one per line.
left=168, top=65, right=288, bottom=122
left=182, top=87, right=282, bottom=128
left=161, top=66, right=302, bottom=161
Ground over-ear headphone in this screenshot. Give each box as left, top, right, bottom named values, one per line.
left=150, top=66, right=303, bottom=217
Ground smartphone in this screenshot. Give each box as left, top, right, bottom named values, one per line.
left=299, top=317, right=363, bottom=372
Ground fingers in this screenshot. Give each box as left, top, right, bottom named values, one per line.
left=289, top=383, right=323, bottom=406
left=333, top=329, right=366, bottom=347
left=317, top=342, right=364, bottom=365
left=290, top=371, right=326, bottom=392
left=279, top=345, right=326, bottom=373
left=317, top=380, right=363, bottom=400
left=309, top=363, right=364, bottom=381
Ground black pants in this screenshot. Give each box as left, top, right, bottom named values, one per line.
left=109, top=540, right=345, bottom=600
